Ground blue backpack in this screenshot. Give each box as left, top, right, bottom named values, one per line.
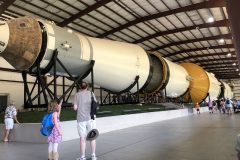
left=226, top=99, right=230, bottom=105
left=40, top=113, right=54, bottom=136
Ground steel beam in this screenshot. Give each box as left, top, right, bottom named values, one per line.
left=226, top=0, right=240, bottom=69
left=200, top=61, right=238, bottom=67
left=137, top=20, right=229, bottom=45
left=195, top=57, right=236, bottom=63
left=174, top=51, right=236, bottom=62
left=151, top=34, right=231, bottom=51
left=98, top=0, right=226, bottom=38
left=204, top=65, right=238, bottom=70
left=0, top=0, right=16, bottom=15
left=164, top=44, right=234, bottom=58
left=58, top=0, right=112, bottom=27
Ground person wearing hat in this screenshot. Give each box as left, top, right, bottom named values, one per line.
left=74, top=82, right=98, bottom=160
left=3, top=101, right=20, bottom=142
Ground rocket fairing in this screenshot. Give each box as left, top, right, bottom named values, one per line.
left=0, top=17, right=232, bottom=101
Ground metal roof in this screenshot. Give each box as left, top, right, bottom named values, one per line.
left=0, top=0, right=239, bottom=79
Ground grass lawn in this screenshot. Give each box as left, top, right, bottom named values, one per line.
left=0, top=103, right=175, bottom=123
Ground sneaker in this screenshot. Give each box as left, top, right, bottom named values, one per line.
left=91, top=155, right=97, bottom=160
left=76, top=157, right=86, bottom=160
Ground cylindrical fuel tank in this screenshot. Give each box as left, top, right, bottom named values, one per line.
left=143, top=53, right=190, bottom=98
left=32, top=18, right=93, bottom=77
left=0, top=17, right=150, bottom=93
left=206, top=72, right=221, bottom=100
left=142, top=54, right=166, bottom=93
left=163, top=58, right=190, bottom=98
left=83, top=37, right=150, bottom=93
left=222, top=82, right=234, bottom=99
left=181, top=63, right=221, bottom=103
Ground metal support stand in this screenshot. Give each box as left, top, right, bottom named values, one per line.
left=208, top=93, right=211, bottom=102
left=53, top=51, right=57, bottom=100
left=100, top=75, right=140, bottom=105
left=164, top=83, right=167, bottom=102
left=100, top=87, right=103, bottom=105
left=22, top=72, right=32, bottom=107
left=22, top=49, right=95, bottom=108
left=62, top=77, right=65, bottom=102
left=137, top=77, right=140, bottom=103
left=91, top=67, right=94, bottom=92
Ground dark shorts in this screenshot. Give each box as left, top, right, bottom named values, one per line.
left=197, top=109, right=200, bottom=111
left=209, top=107, right=213, bottom=110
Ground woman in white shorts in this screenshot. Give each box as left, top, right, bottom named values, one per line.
left=3, top=102, right=20, bottom=142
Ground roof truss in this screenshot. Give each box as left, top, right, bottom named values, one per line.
left=58, top=0, right=113, bottom=27
left=195, top=57, right=236, bottom=63
left=174, top=51, right=235, bottom=62
left=98, top=0, right=226, bottom=38
left=137, top=20, right=229, bottom=45
left=0, top=0, right=16, bottom=15
left=164, top=44, right=234, bottom=58
left=153, top=33, right=231, bottom=52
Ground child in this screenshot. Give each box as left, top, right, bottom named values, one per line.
left=220, top=99, right=225, bottom=114
left=208, top=100, right=213, bottom=114
left=47, top=100, right=62, bottom=160
left=195, top=102, right=200, bottom=114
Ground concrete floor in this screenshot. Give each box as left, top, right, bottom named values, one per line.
left=0, top=113, right=239, bottom=160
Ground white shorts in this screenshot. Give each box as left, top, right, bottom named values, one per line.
left=5, top=118, right=14, bottom=130
left=77, top=120, right=96, bottom=138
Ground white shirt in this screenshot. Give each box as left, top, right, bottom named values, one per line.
left=4, top=105, right=17, bottom=119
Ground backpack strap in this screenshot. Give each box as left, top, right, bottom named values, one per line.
left=91, top=91, right=93, bottom=98
left=91, top=91, right=95, bottom=101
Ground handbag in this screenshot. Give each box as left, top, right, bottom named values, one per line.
left=90, top=92, right=99, bottom=120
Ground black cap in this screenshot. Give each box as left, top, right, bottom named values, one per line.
left=86, top=129, right=99, bottom=141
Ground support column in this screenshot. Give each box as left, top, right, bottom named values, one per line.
left=38, top=79, right=40, bottom=107
left=100, top=87, right=103, bottom=105
left=22, top=72, right=32, bottom=108
left=53, top=51, right=58, bottom=100
left=53, top=57, right=57, bottom=100
left=91, top=68, right=94, bottom=92
left=137, top=76, right=140, bottom=103
left=226, top=0, right=240, bottom=69
left=62, top=77, right=65, bottom=102
left=22, top=72, right=27, bottom=108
